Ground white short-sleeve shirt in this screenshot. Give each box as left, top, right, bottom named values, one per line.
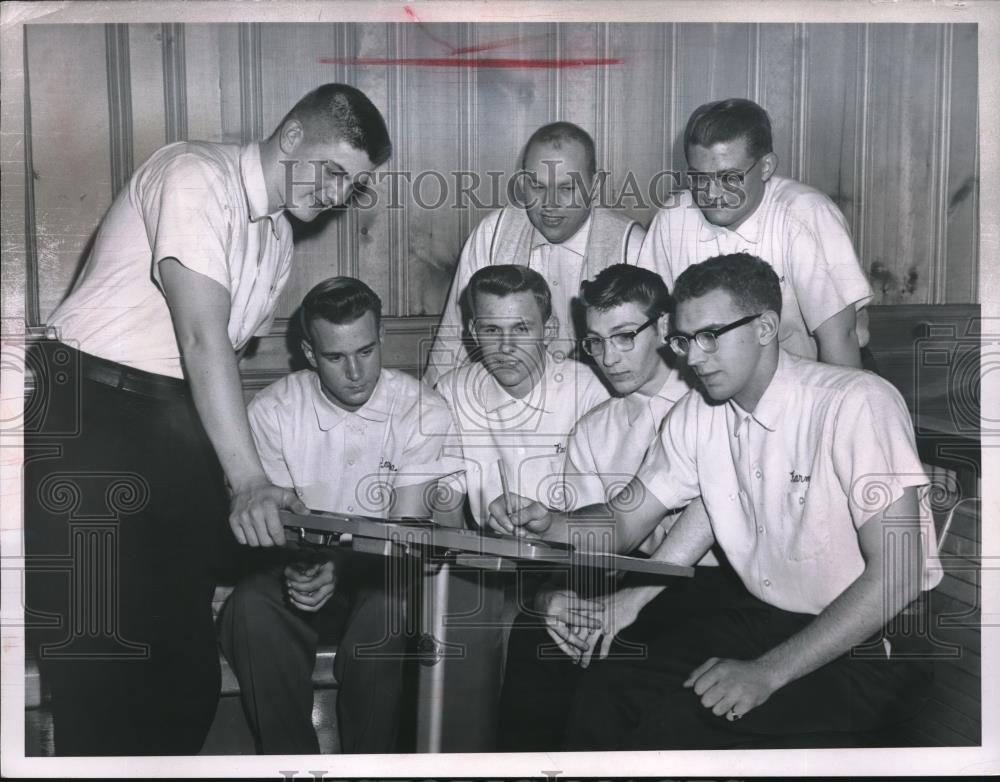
left=424, top=208, right=645, bottom=386
left=434, top=351, right=610, bottom=526
left=564, top=374, right=717, bottom=565
left=248, top=368, right=456, bottom=515
left=638, top=175, right=873, bottom=365
left=49, top=141, right=293, bottom=378
left=635, top=350, right=942, bottom=615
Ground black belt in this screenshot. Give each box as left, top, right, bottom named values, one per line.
left=66, top=345, right=190, bottom=400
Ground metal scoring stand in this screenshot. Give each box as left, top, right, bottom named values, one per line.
left=280, top=508, right=693, bottom=752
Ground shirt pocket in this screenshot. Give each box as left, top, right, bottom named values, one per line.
left=782, top=485, right=829, bottom=561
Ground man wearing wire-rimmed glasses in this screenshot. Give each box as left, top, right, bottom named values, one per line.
left=638, top=97, right=873, bottom=372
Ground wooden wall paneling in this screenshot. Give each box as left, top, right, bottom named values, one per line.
left=864, top=24, right=941, bottom=305
left=26, top=24, right=113, bottom=322
left=606, top=23, right=672, bottom=226
left=851, top=24, right=872, bottom=270
left=353, top=23, right=394, bottom=315
left=472, top=23, right=553, bottom=193
left=216, top=24, right=244, bottom=144
left=672, top=24, right=754, bottom=165
left=105, top=25, right=133, bottom=199
left=184, top=24, right=226, bottom=143
left=3, top=24, right=30, bottom=324
left=945, top=24, right=978, bottom=304
left=127, top=24, right=167, bottom=168
left=557, top=23, right=600, bottom=133
left=756, top=24, right=796, bottom=183
left=455, top=23, right=479, bottom=261
left=399, top=23, right=467, bottom=319
left=801, top=24, right=859, bottom=218
left=385, top=22, right=409, bottom=319
left=238, top=22, right=264, bottom=145
left=161, top=23, right=188, bottom=145
left=929, top=24, right=953, bottom=305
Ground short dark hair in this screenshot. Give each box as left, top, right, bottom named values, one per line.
left=579, top=264, right=671, bottom=320
left=672, top=253, right=782, bottom=319
left=300, top=276, right=383, bottom=341
left=274, top=83, right=392, bottom=167
left=522, top=121, right=597, bottom=179
left=684, top=98, right=773, bottom=161
left=466, top=265, right=553, bottom=323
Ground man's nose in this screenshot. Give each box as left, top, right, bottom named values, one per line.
left=345, top=356, right=362, bottom=380
left=499, top=333, right=517, bottom=354
left=685, top=341, right=708, bottom=367
left=600, top=342, right=621, bottom=368
left=706, top=175, right=726, bottom=201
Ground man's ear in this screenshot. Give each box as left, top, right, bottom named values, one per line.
left=760, top=152, right=779, bottom=183
left=301, top=338, right=318, bottom=368
left=758, top=310, right=780, bottom=345
left=279, top=119, right=305, bottom=155
left=378, top=321, right=386, bottom=343
left=467, top=319, right=479, bottom=347
left=656, top=312, right=671, bottom=343
left=543, top=315, right=560, bottom=343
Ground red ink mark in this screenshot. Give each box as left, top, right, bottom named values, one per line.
left=402, top=7, right=554, bottom=59
left=449, top=36, right=546, bottom=56
left=317, top=57, right=622, bottom=69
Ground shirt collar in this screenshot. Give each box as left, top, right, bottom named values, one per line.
left=623, top=375, right=683, bottom=426
left=529, top=211, right=593, bottom=257
left=696, top=179, right=770, bottom=245
left=239, top=143, right=282, bottom=231
left=481, top=353, right=555, bottom=415
left=728, top=349, right=790, bottom=434
left=311, top=371, right=391, bottom=431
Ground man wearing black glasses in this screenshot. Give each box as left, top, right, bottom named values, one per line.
left=497, top=264, right=728, bottom=751
left=490, top=253, right=939, bottom=749
left=638, top=98, right=872, bottom=372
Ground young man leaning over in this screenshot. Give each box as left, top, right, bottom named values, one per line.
left=219, top=277, right=457, bottom=754
left=498, top=264, right=728, bottom=752
left=491, top=253, right=941, bottom=750
left=638, top=98, right=872, bottom=371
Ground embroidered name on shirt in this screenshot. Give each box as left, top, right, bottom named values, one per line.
left=380, top=457, right=399, bottom=472
left=553, top=443, right=566, bottom=455
left=789, top=471, right=811, bottom=483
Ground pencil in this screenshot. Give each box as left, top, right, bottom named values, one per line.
left=497, top=459, right=514, bottom=516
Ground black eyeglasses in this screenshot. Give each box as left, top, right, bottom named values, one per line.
left=667, top=313, right=762, bottom=356
left=581, top=316, right=658, bottom=357
left=685, top=157, right=761, bottom=189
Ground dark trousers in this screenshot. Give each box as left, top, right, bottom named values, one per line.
left=498, top=566, right=740, bottom=751
left=24, top=343, right=226, bottom=755
left=218, top=551, right=411, bottom=754
left=564, top=576, right=932, bottom=750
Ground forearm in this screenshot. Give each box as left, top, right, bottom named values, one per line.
left=757, top=561, right=920, bottom=690
left=817, top=331, right=862, bottom=368
left=180, top=332, right=267, bottom=491
left=814, top=305, right=862, bottom=368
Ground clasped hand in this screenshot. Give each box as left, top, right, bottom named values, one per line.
left=284, top=558, right=336, bottom=612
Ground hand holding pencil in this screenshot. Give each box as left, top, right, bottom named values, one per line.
left=487, top=460, right=552, bottom=537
